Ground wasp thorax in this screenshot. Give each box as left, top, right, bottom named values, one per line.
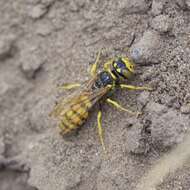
left=93, top=71, right=113, bottom=90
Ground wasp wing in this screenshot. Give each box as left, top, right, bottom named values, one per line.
left=50, top=77, right=110, bottom=119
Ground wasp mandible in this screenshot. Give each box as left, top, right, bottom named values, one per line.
left=50, top=50, right=152, bottom=153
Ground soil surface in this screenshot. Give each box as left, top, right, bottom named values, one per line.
left=0, top=0, right=190, bottom=190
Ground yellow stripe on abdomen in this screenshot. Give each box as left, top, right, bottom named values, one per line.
left=70, top=103, right=89, bottom=125
left=59, top=103, right=89, bottom=134
left=59, top=116, right=76, bottom=134
left=59, top=95, right=92, bottom=134
left=79, top=95, right=92, bottom=109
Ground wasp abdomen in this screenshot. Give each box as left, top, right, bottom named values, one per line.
left=59, top=96, right=91, bottom=134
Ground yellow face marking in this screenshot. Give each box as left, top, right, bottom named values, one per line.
left=116, top=68, right=121, bottom=73
left=121, top=57, right=135, bottom=73
left=113, top=62, right=117, bottom=67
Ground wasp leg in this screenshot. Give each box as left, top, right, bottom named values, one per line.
left=57, top=83, right=81, bottom=90
left=103, top=59, right=116, bottom=80
left=90, top=49, right=103, bottom=77
left=97, top=110, right=107, bottom=154
left=106, top=98, right=141, bottom=116
left=120, top=84, right=153, bottom=91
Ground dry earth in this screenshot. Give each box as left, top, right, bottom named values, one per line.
left=0, top=0, right=190, bottom=190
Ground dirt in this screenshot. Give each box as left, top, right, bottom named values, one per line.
left=0, top=0, right=190, bottom=190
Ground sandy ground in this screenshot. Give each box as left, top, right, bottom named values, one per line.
left=0, top=0, right=190, bottom=190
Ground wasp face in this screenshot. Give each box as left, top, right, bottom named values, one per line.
left=113, top=57, right=135, bottom=79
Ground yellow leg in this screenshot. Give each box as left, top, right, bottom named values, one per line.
left=103, top=59, right=116, bottom=80
left=120, top=84, right=153, bottom=91
left=106, top=98, right=141, bottom=116
left=57, top=83, right=81, bottom=90
left=90, top=49, right=103, bottom=77
left=97, top=111, right=107, bottom=154
left=103, top=59, right=113, bottom=70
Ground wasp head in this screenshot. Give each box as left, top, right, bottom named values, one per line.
left=113, top=57, right=135, bottom=79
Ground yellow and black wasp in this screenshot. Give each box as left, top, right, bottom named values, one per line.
left=50, top=50, right=152, bottom=153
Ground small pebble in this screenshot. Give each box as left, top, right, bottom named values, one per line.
left=28, top=4, right=48, bottom=19
left=137, top=91, right=150, bottom=110
left=130, top=30, right=162, bottom=64
left=119, top=0, right=150, bottom=14
left=0, top=80, right=11, bottom=96
left=0, top=137, right=5, bottom=155
left=0, top=35, right=16, bottom=61
left=20, top=47, right=46, bottom=79
left=151, top=15, right=173, bottom=33
left=175, top=0, right=186, bottom=9
left=181, top=104, right=190, bottom=114
left=125, top=121, right=148, bottom=154
left=151, top=0, right=164, bottom=16
left=146, top=102, right=190, bottom=149
left=185, top=0, right=190, bottom=9
left=21, top=59, right=44, bottom=79
left=35, top=20, right=53, bottom=36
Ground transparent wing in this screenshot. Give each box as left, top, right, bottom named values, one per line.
left=50, top=77, right=110, bottom=119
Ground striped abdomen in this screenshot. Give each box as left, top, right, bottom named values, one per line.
left=59, top=96, right=92, bottom=134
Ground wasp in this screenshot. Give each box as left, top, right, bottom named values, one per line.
left=50, top=50, right=152, bottom=153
